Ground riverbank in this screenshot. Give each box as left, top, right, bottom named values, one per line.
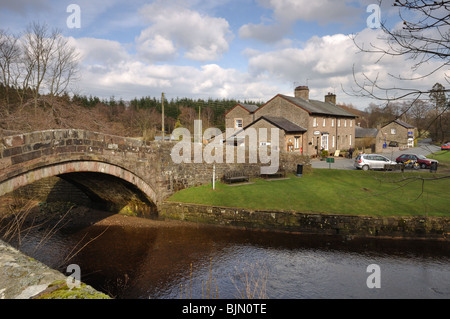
left=160, top=201, right=450, bottom=240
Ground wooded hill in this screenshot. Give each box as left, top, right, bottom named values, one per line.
left=0, top=85, right=263, bottom=140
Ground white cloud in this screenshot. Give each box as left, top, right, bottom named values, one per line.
left=136, top=2, right=233, bottom=62
left=69, top=37, right=130, bottom=67
left=69, top=35, right=275, bottom=101
left=241, top=0, right=363, bottom=43
left=245, top=28, right=448, bottom=106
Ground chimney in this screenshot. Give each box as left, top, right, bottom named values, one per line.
left=295, top=86, right=309, bottom=100
left=325, top=93, right=336, bottom=104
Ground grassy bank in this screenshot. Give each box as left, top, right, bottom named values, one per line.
left=167, top=169, right=450, bottom=217
left=428, top=150, right=450, bottom=169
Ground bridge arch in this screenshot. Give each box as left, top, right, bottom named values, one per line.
left=0, top=160, right=158, bottom=217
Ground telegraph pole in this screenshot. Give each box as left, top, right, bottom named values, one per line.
left=161, top=92, right=165, bottom=141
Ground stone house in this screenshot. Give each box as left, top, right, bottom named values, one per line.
left=226, top=86, right=357, bottom=156
left=224, top=103, right=259, bottom=130
left=375, top=119, right=417, bottom=153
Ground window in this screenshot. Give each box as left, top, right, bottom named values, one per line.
left=294, top=137, right=300, bottom=149
left=332, top=135, right=335, bottom=148
left=313, top=118, right=317, bottom=127
left=391, top=128, right=397, bottom=135
left=235, top=119, right=243, bottom=129
left=350, top=120, right=353, bottom=128
left=345, top=120, right=347, bottom=128
left=323, top=118, right=326, bottom=127
left=331, top=119, right=335, bottom=127
left=338, top=119, right=341, bottom=127
left=349, top=134, right=352, bottom=146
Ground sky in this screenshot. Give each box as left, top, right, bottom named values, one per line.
left=0, top=0, right=447, bottom=110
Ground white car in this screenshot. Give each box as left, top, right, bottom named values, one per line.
left=354, top=154, right=397, bottom=171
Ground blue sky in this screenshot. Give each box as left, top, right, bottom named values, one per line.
left=0, top=0, right=445, bottom=110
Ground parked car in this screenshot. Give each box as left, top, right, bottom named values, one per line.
left=395, top=154, right=439, bottom=169
left=354, top=154, right=397, bottom=171
left=442, top=143, right=450, bottom=150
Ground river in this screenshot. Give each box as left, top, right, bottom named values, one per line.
left=1, top=209, right=449, bottom=299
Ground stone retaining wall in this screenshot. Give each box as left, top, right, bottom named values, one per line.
left=160, top=202, right=450, bottom=240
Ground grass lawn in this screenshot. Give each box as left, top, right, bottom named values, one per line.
left=428, top=150, right=450, bottom=169
left=168, top=169, right=450, bottom=217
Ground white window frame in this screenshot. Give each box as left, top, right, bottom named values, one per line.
left=235, top=119, right=243, bottom=129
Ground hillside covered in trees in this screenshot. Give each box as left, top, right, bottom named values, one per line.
left=0, top=84, right=263, bottom=139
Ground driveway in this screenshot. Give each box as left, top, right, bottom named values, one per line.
left=311, top=140, right=441, bottom=170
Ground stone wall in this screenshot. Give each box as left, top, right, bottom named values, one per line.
left=160, top=202, right=450, bottom=240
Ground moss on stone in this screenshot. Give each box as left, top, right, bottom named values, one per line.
left=34, top=281, right=111, bottom=299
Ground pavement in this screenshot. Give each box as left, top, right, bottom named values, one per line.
left=311, top=139, right=441, bottom=170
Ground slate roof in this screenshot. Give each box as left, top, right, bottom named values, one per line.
left=239, top=104, right=259, bottom=113
left=276, top=95, right=358, bottom=118
left=355, top=127, right=378, bottom=138
left=383, top=119, right=415, bottom=129
left=225, top=103, right=259, bottom=117
left=249, top=116, right=307, bottom=133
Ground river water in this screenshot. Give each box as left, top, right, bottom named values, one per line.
left=2, top=210, right=449, bottom=299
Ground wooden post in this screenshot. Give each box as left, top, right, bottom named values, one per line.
left=162, top=92, right=165, bottom=141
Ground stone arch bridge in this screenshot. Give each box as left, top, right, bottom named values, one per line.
left=0, top=129, right=301, bottom=217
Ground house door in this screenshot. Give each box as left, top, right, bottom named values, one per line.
left=321, top=134, right=329, bottom=151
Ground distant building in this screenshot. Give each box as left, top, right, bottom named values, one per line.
left=375, top=119, right=417, bottom=153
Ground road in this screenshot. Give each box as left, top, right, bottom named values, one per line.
left=311, top=139, right=441, bottom=170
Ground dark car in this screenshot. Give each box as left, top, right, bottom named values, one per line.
left=442, top=143, right=450, bottom=150
left=395, top=154, right=439, bottom=169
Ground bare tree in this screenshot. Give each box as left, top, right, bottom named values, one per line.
left=408, top=99, right=432, bottom=136
left=429, top=82, right=450, bottom=142
left=20, top=22, right=79, bottom=113
left=47, top=35, right=79, bottom=104
left=349, top=0, right=450, bottom=144
left=351, top=0, right=450, bottom=101
left=0, top=30, right=21, bottom=108
left=21, top=22, right=58, bottom=113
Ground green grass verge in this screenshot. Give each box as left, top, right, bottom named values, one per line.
left=168, top=169, right=450, bottom=217
left=428, top=150, right=450, bottom=169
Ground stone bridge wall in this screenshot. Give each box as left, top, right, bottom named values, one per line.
left=0, top=129, right=310, bottom=210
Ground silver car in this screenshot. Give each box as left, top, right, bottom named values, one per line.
left=354, top=154, right=397, bottom=171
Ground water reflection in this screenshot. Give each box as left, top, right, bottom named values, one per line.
left=2, top=212, right=449, bottom=299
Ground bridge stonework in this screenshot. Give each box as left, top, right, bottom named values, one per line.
left=0, top=129, right=309, bottom=216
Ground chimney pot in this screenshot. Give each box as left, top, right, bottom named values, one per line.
left=295, top=86, right=309, bottom=100
left=325, top=93, right=336, bottom=104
